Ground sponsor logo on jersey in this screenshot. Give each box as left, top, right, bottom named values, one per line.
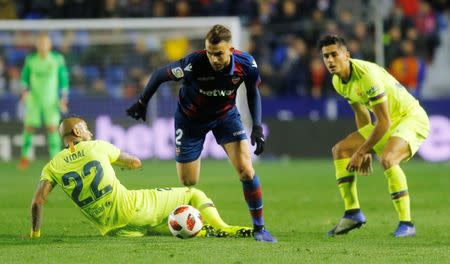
left=231, top=76, right=241, bottom=84
left=366, top=86, right=378, bottom=96
left=184, top=63, right=192, bottom=72
left=232, top=130, right=246, bottom=136
left=199, top=88, right=235, bottom=96
left=171, top=67, right=184, bottom=78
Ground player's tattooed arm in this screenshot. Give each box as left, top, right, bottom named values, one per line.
left=113, top=151, right=142, bottom=170
left=350, top=103, right=371, bottom=129
left=30, top=180, right=53, bottom=237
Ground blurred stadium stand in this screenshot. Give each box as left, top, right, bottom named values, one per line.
left=0, top=0, right=449, bottom=161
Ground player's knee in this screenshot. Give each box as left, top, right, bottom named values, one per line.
left=332, top=142, right=347, bottom=158
left=237, top=166, right=255, bottom=181
left=180, top=177, right=198, bottom=186
left=380, top=153, right=398, bottom=169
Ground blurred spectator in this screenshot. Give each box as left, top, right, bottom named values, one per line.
left=405, top=26, right=427, bottom=60
left=101, top=0, right=121, bottom=18
left=281, top=37, right=311, bottom=97
left=309, top=55, right=328, bottom=99
left=204, top=0, right=231, bottom=16
left=229, top=0, right=259, bottom=25
left=352, top=21, right=375, bottom=60
left=347, top=38, right=363, bottom=59
left=88, top=79, right=108, bottom=97
left=20, top=0, right=53, bottom=19
left=304, top=9, right=327, bottom=47
left=269, top=0, right=303, bottom=36
left=0, top=0, right=445, bottom=100
left=168, top=0, right=190, bottom=17
left=0, top=56, right=7, bottom=96
left=384, top=25, right=403, bottom=65
left=389, top=39, right=425, bottom=97
left=384, top=4, right=414, bottom=33
left=50, top=0, right=102, bottom=19
left=119, top=0, right=152, bottom=17
left=336, top=10, right=355, bottom=37
left=0, top=0, right=17, bottom=19
left=334, top=0, right=365, bottom=21
left=396, top=0, right=419, bottom=18
left=151, top=0, right=168, bottom=17
left=414, top=0, right=440, bottom=62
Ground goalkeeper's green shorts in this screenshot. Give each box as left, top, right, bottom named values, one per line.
left=24, top=96, right=60, bottom=127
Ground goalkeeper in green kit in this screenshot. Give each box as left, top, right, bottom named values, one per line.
left=19, top=33, right=70, bottom=169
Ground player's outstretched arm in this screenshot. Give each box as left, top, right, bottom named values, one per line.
left=126, top=66, right=173, bottom=121
left=30, top=180, right=53, bottom=238
left=113, top=151, right=142, bottom=170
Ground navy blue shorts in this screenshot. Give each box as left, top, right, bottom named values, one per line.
left=174, top=108, right=247, bottom=163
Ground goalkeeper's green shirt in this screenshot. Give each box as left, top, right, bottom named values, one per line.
left=332, top=58, right=421, bottom=121
left=40, top=140, right=135, bottom=235
left=20, top=51, right=69, bottom=103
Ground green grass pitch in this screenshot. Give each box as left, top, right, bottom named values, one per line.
left=1, top=159, right=450, bottom=263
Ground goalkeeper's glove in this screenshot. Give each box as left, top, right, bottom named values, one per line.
left=250, top=125, right=265, bottom=155
left=126, top=99, right=147, bottom=121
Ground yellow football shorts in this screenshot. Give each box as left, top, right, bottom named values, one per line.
left=358, top=107, right=429, bottom=158
left=108, top=187, right=195, bottom=237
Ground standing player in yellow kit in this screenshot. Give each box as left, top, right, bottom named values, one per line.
left=30, top=117, right=251, bottom=238
left=319, top=35, right=430, bottom=237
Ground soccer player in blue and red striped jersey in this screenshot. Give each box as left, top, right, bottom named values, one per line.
left=127, top=25, right=276, bottom=242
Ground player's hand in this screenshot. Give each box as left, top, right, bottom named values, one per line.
left=357, top=153, right=373, bottom=176
left=347, top=150, right=366, bottom=173
left=251, top=125, right=265, bottom=155
left=20, top=90, right=29, bottom=102
left=126, top=99, right=147, bottom=121
left=59, top=98, right=68, bottom=114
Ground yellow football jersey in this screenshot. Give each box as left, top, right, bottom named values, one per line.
left=40, top=140, right=135, bottom=235
left=332, top=59, right=421, bottom=121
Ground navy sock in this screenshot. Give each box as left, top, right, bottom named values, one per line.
left=241, top=175, right=264, bottom=230
left=344, top=208, right=361, bottom=217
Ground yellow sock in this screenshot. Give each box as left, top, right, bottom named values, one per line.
left=384, top=165, right=411, bottom=221
left=334, top=158, right=360, bottom=210
left=190, top=188, right=229, bottom=229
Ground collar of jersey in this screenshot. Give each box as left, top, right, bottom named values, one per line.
left=228, top=53, right=236, bottom=75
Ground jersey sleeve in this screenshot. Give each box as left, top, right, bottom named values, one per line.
left=40, top=163, right=56, bottom=186
left=361, top=72, right=387, bottom=106
left=140, top=52, right=198, bottom=103
left=98, top=140, right=121, bottom=163
left=20, top=55, right=31, bottom=90
left=244, top=57, right=262, bottom=126
left=57, top=53, right=70, bottom=93
left=166, top=52, right=198, bottom=81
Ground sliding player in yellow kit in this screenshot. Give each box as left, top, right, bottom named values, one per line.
left=319, top=35, right=429, bottom=237
left=30, top=117, right=251, bottom=238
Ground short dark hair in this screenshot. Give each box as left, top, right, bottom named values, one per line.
left=205, top=24, right=232, bottom=45
left=318, top=35, right=347, bottom=50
